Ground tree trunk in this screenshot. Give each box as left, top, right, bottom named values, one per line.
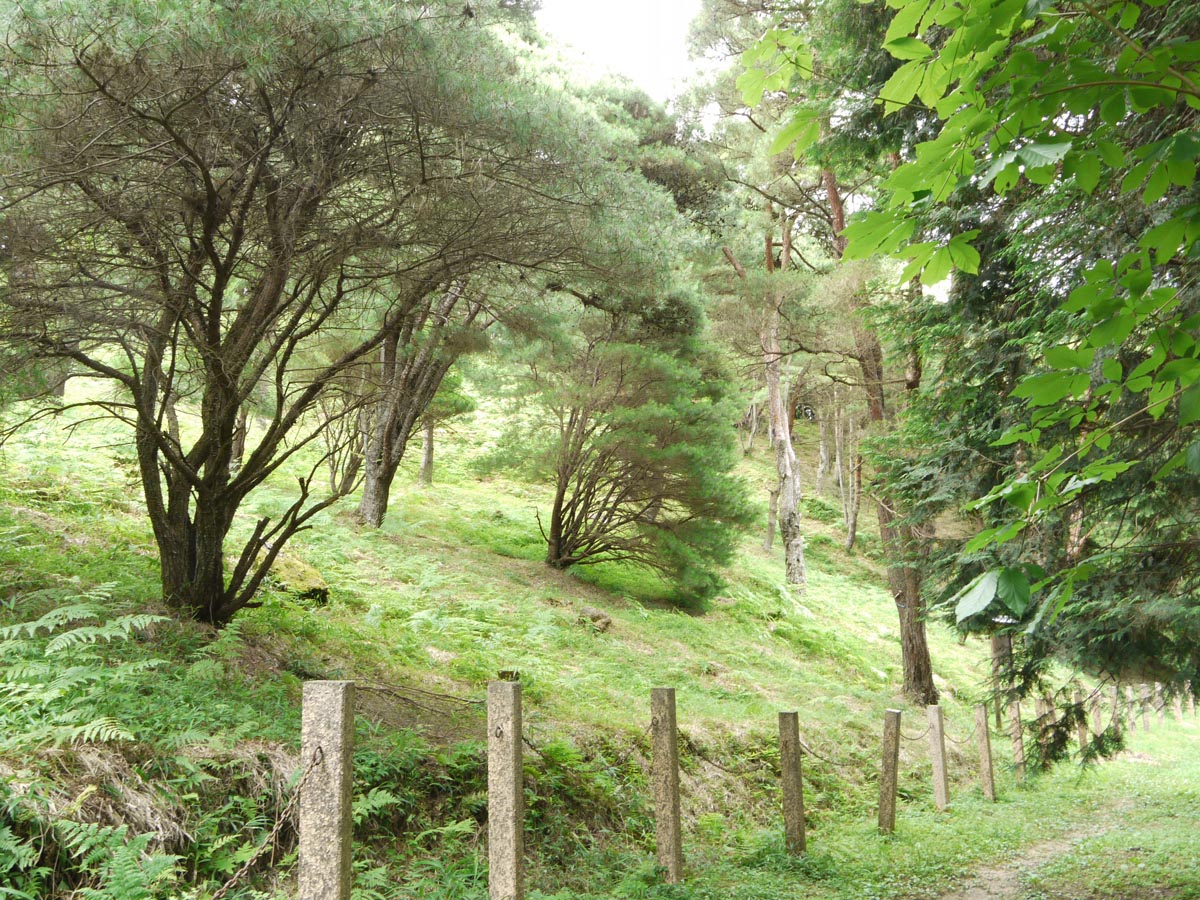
left=845, top=451, right=861, bottom=552
left=725, top=236, right=806, bottom=587
left=356, top=283, right=477, bottom=527
left=879, top=500, right=937, bottom=704
left=763, top=485, right=780, bottom=552
left=816, top=416, right=830, bottom=497
left=418, top=419, right=435, bottom=485
left=230, top=407, right=248, bottom=476
left=990, top=633, right=1014, bottom=729
left=764, top=269, right=806, bottom=585
left=823, top=164, right=937, bottom=704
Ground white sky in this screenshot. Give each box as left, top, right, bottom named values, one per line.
left=535, top=0, right=703, bottom=101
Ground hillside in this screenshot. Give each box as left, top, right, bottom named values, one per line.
left=2, top=396, right=1197, bottom=899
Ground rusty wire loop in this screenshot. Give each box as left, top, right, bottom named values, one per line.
left=943, top=721, right=980, bottom=746
left=900, top=724, right=932, bottom=742
left=795, top=734, right=858, bottom=770
left=210, top=744, right=325, bottom=900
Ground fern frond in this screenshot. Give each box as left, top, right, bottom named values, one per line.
left=44, top=613, right=166, bottom=654
left=0, top=603, right=100, bottom=640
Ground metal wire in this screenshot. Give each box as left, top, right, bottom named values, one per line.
left=944, top=721, right=980, bottom=746
left=900, top=725, right=931, bottom=742
left=210, top=745, right=324, bottom=900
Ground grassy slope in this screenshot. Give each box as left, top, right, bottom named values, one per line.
left=1, top=395, right=1196, bottom=899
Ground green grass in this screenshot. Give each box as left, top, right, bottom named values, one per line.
left=2, top=398, right=1198, bottom=898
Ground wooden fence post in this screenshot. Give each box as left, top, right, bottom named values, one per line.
left=1141, top=684, right=1152, bottom=732
left=651, top=688, right=683, bottom=883
left=1073, top=690, right=1089, bottom=755
left=1091, top=694, right=1103, bottom=737
left=879, top=709, right=902, bottom=834
left=1009, top=701, right=1025, bottom=782
left=1173, top=690, right=1184, bottom=724
left=975, top=704, right=995, bottom=802
left=778, top=712, right=806, bottom=854
left=488, top=680, right=524, bottom=900
left=299, top=681, right=355, bottom=900
left=927, top=705, right=949, bottom=810
left=1155, top=683, right=1165, bottom=724
left=1125, top=685, right=1137, bottom=730
left=1189, top=681, right=1196, bottom=717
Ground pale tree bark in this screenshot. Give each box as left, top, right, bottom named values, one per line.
left=763, top=486, right=780, bottom=552
left=816, top=416, right=831, bottom=497
left=418, top=420, right=435, bottom=486
left=764, top=290, right=807, bottom=586
left=724, top=223, right=807, bottom=588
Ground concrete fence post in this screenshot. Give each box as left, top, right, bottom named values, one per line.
left=651, top=688, right=683, bottom=883
left=927, top=705, right=949, bottom=810
left=1155, top=683, right=1165, bottom=724
left=299, top=681, right=355, bottom=900
left=879, top=709, right=902, bottom=834
left=1125, top=685, right=1137, bottom=730
left=975, top=704, right=995, bottom=802
left=1141, top=684, right=1152, bottom=732
left=1073, top=690, right=1089, bottom=755
left=488, top=680, right=524, bottom=900
left=778, top=712, right=806, bottom=854
left=1009, top=701, right=1025, bottom=781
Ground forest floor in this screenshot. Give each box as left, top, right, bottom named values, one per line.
left=934, top=828, right=1112, bottom=900
left=2, top=398, right=1199, bottom=899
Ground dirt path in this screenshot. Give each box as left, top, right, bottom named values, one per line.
left=933, top=825, right=1109, bottom=900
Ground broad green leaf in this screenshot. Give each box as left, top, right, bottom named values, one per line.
left=1181, top=381, right=1200, bottom=426
left=1143, top=163, right=1171, bottom=203
left=769, top=111, right=821, bottom=156
left=1097, top=139, right=1126, bottom=167
left=982, top=149, right=1019, bottom=185
left=885, top=37, right=934, bottom=59
left=964, top=519, right=1027, bottom=553
left=885, top=0, right=932, bottom=43
left=1153, top=448, right=1189, bottom=480
left=954, top=570, right=1000, bottom=623
left=947, top=231, right=982, bottom=272
left=736, top=68, right=768, bottom=107
left=1141, top=218, right=1187, bottom=263
left=997, top=567, right=1032, bottom=618
left=1100, top=91, right=1126, bottom=125
left=843, top=210, right=917, bottom=258
left=1012, top=371, right=1082, bottom=405
left=879, top=59, right=925, bottom=112
left=921, top=245, right=954, bottom=285
left=1044, top=344, right=1094, bottom=369
left=1001, top=479, right=1036, bottom=511
left=1070, top=151, right=1101, bottom=193
left=1017, top=140, right=1072, bottom=169
left=1089, top=312, right=1135, bottom=347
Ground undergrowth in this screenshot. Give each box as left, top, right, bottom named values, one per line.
left=2, top=409, right=1198, bottom=898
